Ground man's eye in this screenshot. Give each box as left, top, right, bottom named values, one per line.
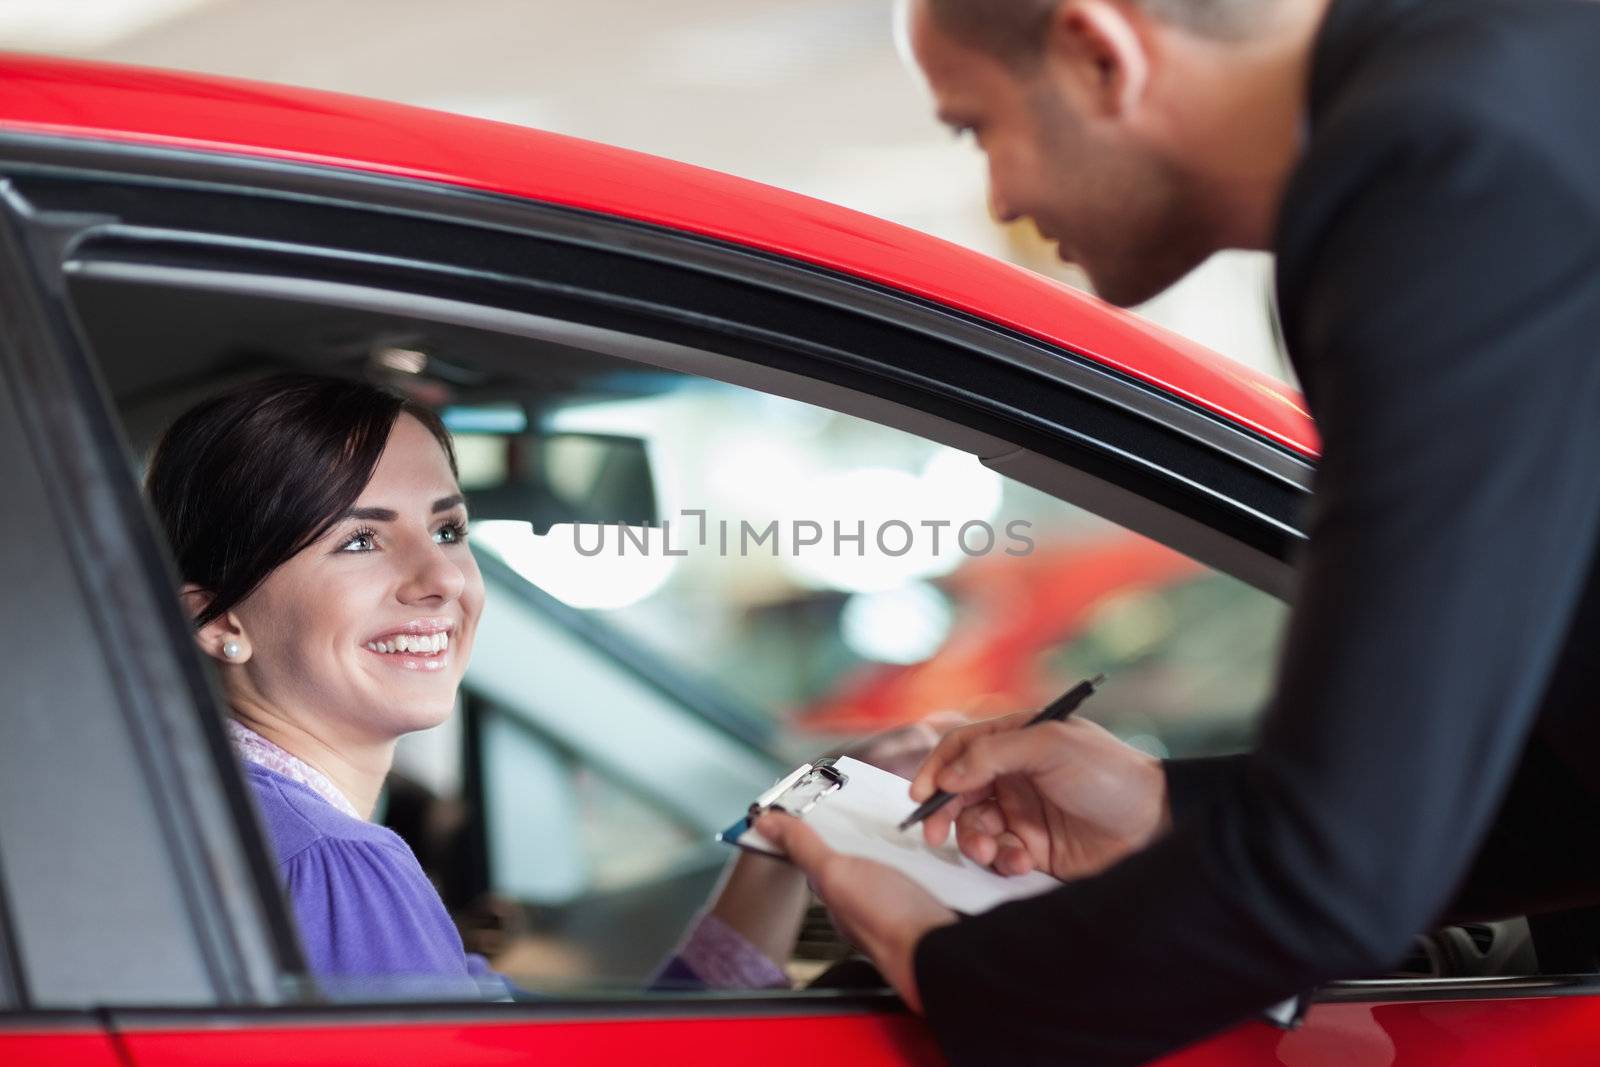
left=434, top=521, right=468, bottom=545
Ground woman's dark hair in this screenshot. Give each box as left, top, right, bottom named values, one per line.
left=146, top=373, right=457, bottom=628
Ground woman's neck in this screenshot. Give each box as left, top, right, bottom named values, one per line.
left=228, top=700, right=395, bottom=820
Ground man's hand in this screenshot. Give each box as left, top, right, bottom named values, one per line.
left=910, top=711, right=1172, bottom=881
left=755, top=812, right=955, bottom=1011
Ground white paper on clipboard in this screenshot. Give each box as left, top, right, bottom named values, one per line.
left=720, top=755, right=1060, bottom=915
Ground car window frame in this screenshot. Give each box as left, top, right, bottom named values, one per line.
left=0, top=183, right=301, bottom=1011
left=0, top=823, right=21, bottom=1010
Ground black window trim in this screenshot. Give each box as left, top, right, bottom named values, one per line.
left=65, top=230, right=1299, bottom=550
left=0, top=132, right=1314, bottom=484
left=0, top=846, right=24, bottom=1009
left=65, top=248, right=1302, bottom=599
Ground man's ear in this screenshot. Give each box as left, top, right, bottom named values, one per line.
left=179, top=583, right=251, bottom=664
left=1048, top=0, right=1152, bottom=119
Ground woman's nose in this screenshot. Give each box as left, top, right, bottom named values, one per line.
left=398, top=542, right=467, bottom=605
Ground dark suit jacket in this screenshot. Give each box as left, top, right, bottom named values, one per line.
left=913, top=1, right=1600, bottom=1063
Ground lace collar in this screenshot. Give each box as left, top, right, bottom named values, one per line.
left=227, top=719, right=363, bottom=820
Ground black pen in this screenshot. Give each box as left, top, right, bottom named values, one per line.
left=897, top=673, right=1107, bottom=833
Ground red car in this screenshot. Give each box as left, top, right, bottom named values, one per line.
left=0, top=53, right=1594, bottom=1067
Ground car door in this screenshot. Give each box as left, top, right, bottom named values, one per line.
left=4, top=126, right=1600, bottom=1067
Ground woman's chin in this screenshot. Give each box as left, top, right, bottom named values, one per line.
left=370, top=695, right=458, bottom=737
left=384, top=703, right=460, bottom=739
left=350, top=660, right=464, bottom=736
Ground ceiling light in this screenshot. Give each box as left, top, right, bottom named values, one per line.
left=375, top=346, right=428, bottom=375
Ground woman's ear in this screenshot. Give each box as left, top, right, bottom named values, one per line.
left=179, top=583, right=251, bottom=664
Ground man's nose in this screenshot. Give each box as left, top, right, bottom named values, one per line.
left=988, top=181, right=1020, bottom=225
left=399, top=541, right=466, bottom=604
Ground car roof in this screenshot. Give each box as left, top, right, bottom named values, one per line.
left=0, top=52, right=1316, bottom=458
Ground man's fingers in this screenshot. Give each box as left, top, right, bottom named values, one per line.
left=992, top=832, right=1038, bottom=877
left=919, top=787, right=988, bottom=847
left=910, top=729, right=975, bottom=803
left=956, top=798, right=1006, bottom=838
left=995, top=776, right=1056, bottom=869
left=947, top=806, right=998, bottom=863
left=920, top=801, right=959, bottom=848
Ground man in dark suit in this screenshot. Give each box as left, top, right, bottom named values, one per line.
left=759, top=0, right=1600, bottom=1062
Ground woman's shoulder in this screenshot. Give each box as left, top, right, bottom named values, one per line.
left=243, top=762, right=411, bottom=866
left=241, top=764, right=495, bottom=988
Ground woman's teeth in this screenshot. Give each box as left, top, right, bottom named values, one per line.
left=365, top=632, right=449, bottom=655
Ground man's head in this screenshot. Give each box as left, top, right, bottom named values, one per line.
left=903, top=0, right=1306, bottom=306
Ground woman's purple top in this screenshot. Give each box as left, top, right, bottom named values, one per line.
left=233, top=723, right=786, bottom=995
left=244, top=762, right=505, bottom=996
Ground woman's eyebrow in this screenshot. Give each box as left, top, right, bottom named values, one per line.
left=343, top=495, right=463, bottom=522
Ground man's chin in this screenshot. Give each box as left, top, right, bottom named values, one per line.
left=1080, top=262, right=1190, bottom=309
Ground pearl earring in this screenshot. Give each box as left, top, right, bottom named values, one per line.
left=222, top=640, right=241, bottom=659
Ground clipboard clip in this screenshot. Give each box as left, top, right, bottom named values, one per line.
left=748, top=757, right=849, bottom=820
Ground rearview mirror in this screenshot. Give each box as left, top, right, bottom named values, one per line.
left=464, top=431, right=660, bottom=535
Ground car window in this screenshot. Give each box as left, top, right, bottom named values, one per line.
left=395, top=388, right=1543, bottom=991
left=470, top=381, right=1284, bottom=761
left=444, top=376, right=1290, bottom=991
left=71, top=268, right=1288, bottom=999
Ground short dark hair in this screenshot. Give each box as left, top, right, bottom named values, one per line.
left=146, top=374, right=457, bottom=628
left=926, top=0, right=1266, bottom=67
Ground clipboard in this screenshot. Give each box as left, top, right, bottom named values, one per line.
left=719, top=755, right=1061, bottom=915
left=724, top=760, right=1318, bottom=1030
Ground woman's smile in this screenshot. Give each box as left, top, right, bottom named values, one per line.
left=363, top=619, right=456, bottom=672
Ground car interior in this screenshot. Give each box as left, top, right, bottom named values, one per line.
left=65, top=263, right=1552, bottom=996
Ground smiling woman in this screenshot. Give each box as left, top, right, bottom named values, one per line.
left=143, top=374, right=809, bottom=997
left=144, top=375, right=500, bottom=992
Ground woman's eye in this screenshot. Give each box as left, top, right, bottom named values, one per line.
left=434, top=521, right=468, bottom=545
left=339, top=528, right=377, bottom=553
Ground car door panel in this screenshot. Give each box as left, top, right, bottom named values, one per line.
left=0, top=1029, right=125, bottom=1067
left=111, top=1007, right=946, bottom=1067
left=109, top=992, right=1600, bottom=1067
left=1168, top=993, right=1600, bottom=1066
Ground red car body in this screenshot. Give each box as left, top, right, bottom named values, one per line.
left=1, top=53, right=1594, bottom=1067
